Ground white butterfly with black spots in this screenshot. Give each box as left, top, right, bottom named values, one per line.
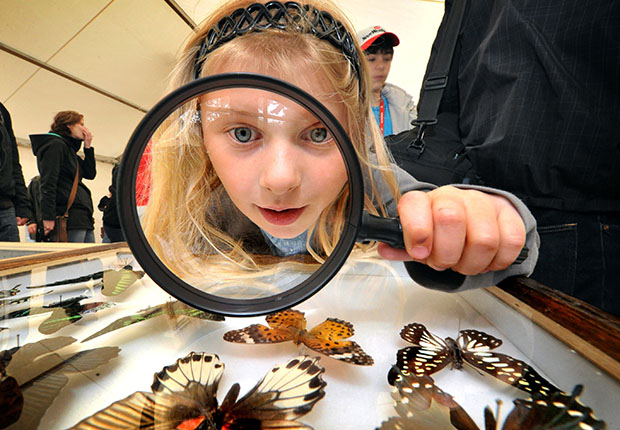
left=388, top=322, right=560, bottom=398
left=378, top=369, right=605, bottom=429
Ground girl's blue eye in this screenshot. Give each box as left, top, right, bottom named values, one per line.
left=230, top=127, right=256, bottom=143
left=308, top=127, right=330, bottom=144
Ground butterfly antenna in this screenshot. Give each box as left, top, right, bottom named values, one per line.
left=495, top=399, right=502, bottom=429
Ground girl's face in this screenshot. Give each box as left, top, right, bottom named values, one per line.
left=68, top=119, right=86, bottom=140
left=200, top=82, right=348, bottom=239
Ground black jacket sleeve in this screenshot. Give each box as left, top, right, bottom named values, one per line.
left=80, top=147, right=97, bottom=180
left=1, top=104, right=32, bottom=220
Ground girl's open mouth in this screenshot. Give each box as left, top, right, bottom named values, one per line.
left=259, top=206, right=306, bottom=226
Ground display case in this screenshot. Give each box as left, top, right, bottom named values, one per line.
left=1, top=243, right=619, bottom=429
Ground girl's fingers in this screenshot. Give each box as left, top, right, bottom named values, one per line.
left=384, top=188, right=526, bottom=276
left=484, top=197, right=526, bottom=271
left=452, top=191, right=499, bottom=275
left=397, top=191, right=433, bottom=262
left=425, top=189, right=467, bottom=271
left=377, top=242, right=412, bottom=261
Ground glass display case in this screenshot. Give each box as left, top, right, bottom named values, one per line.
left=1, top=243, right=619, bottom=429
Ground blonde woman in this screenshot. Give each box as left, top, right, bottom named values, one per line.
left=142, top=0, right=539, bottom=292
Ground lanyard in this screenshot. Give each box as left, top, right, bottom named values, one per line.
left=378, top=97, right=385, bottom=134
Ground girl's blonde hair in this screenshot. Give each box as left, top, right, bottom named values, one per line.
left=142, top=0, right=400, bottom=280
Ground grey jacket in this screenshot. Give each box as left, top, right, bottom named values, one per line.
left=382, top=83, right=417, bottom=135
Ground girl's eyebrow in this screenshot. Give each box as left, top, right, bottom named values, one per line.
left=202, top=101, right=319, bottom=124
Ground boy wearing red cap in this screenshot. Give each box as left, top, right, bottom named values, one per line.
left=358, top=25, right=416, bottom=136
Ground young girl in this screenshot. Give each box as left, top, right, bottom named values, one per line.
left=142, top=0, right=538, bottom=292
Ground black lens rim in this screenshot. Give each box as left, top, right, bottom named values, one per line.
left=118, top=73, right=364, bottom=317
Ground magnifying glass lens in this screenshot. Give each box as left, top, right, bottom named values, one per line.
left=120, top=76, right=363, bottom=315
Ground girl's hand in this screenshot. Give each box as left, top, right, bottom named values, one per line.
left=377, top=186, right=526, bottom=275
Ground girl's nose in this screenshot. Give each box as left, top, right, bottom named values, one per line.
left=258, top=141, right=302, bottom=195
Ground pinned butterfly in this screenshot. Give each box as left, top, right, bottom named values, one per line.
left=69, top=352, right=326, bottom=430
left=81, top=300, right=223, bottom=342
left=388, top=323, right=559, bottom=397
left=378, top=369, right=605, bottom=429
left=0, top=336, right=120, bottom=430
left=223, top=309, right=374, bottom=365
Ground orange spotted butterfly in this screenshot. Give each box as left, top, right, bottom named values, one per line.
left=388, top=323, right=559, bottom=397
left=69, top=353, right=326, bottom=430
left=223, top=309, right=374, bottom=365
left=378, top=369, right=605, bottom=429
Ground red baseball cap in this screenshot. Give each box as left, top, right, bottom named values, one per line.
left=357, top=25, right=400, bottom=51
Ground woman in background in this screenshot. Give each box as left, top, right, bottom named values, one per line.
left=30, top=110, right=97, bottom=243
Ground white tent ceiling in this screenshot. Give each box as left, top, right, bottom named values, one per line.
left=1, top=0, right=443, bottom=161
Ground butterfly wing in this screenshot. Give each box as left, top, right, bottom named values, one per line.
left=388, top=323, right=452, bottom=384
left=38, top=307, right=83, bottom=335
left=150, top=352, right=224, bottom=417
left=67, top=391, right=157, bottom=430
left=168, top=301, right=224, bottom=322
left=220, top=355, right=326, bottom=429
left=223, top=310, right=304, bottom=344
left=80, top=305, right=165, bottom=342
left=458, top=330, right=560, bottom=397
left=70, top=353, right=223, bottom=430
left=8, top=344, right=120, bottom=430
left=68, top=391, right=211, bottom=430
left=377, top=369, right=480, bottom=430
left=101, top=268, right=144, bottom=297
left=223, top=323, right=297, bottom=344
left=457, top=330, right=503, bottom=351
left=307, top=318, right=354, bottom=341
left=302, top=318, right=374, bottom=365
left=266, top=309, right=307, bottom=331
left=501, top=385, right=606, bottom=429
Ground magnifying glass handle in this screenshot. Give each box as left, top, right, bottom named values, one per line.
left=358, top=211, right=405, bottom=248
left=358, top=210, right=529, bottom=262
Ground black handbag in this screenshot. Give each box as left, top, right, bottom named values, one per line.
left=386, top=0, right=479, bottom=186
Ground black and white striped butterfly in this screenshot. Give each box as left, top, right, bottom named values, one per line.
left=69, top=353, right=326, bottom=430
left=388, top=323, right=560, bottom=397
left=378, top=369, right=606, bottom=429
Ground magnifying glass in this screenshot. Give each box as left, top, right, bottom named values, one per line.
left=118, top=73, right=523, bottom=317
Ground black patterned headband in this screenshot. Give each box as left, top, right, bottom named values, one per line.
left=192, top=1, right=362, bottom=85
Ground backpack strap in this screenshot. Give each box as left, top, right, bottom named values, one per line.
left=411, top=0, right=468, bottom=150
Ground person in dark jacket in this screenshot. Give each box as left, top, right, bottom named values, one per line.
left=29, top=110, right=97, bottom=243
left=425, top=0, right=620, bottom=315
left=97, top=163, right=124, bottom=243
left=0, top=102, right=32, bottom=241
